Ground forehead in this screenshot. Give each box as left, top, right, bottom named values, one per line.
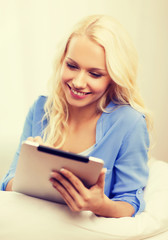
left=66, top=36, right=107, bottom=69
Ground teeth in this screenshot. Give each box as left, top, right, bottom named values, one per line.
left=71, top=88, right=86, bottom=96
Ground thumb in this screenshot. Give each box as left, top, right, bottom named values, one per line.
left=96, top=168, right=107, bottom=189
left=34, top=136, right=44, bottom=144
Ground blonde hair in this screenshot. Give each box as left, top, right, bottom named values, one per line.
left=43, top=14, right=153, bottom=148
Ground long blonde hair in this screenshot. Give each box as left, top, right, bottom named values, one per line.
left=43, top=15, right=153, bottom=148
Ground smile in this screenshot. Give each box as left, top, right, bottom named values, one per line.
left=67, top=84, right=91, bottom=96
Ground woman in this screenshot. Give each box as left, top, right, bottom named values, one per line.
left=0, top=15, right=152, bottom=218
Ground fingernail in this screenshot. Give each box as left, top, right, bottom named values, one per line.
left=60, top=168, right=65, bottom=173
left=50, top=171, right=56, bottom=178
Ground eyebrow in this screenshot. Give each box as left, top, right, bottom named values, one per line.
left=66, top=57, right=107, bottom=73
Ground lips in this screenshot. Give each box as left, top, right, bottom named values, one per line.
left=67, top=84, right=91, bottom=96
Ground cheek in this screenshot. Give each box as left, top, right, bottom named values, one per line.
left=61, top=67, right=75, bottom=84
left=91, top=80, right=111, bottom=94
left=60, top=67, right=67, bottom=84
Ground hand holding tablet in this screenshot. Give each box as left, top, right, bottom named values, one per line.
left=12, top=141, right=104, bottom=205
left=49, top=166, right=107, bottom=213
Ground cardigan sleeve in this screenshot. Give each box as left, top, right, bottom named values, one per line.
left=111, top=115, right=149, bottom=216
left=0, top=101, right=35, bottom=191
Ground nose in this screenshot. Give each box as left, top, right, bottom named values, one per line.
left=72, top=71, right=87, bottom=89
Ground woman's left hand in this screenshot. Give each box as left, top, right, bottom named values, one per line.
left=49, top=168, right=106, bottom=214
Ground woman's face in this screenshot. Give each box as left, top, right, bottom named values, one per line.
left=61, top=36, right=111, bottom=111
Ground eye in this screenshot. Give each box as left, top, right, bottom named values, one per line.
left=89, top=72, right=102, bottom=78
left=66, top=62, right=78, bottom=70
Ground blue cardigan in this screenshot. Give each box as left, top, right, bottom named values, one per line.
left=0, top=96, right=149, bottom=216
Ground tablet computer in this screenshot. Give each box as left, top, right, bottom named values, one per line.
left=12, top=141, right=104, bottom=204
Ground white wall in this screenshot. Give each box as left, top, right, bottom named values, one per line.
left=0, top=0, right=168, bottom=178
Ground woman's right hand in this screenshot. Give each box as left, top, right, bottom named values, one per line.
left=5, top=178, right=14, bottom=191
left=27, top=136, right=44, bottom=145
left=27, top=136, right=50, bottom=147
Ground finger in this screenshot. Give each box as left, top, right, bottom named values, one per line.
left=27, top=136, right=43, bottom=144
left=50, top=176, right=80, bottom=212
left=50, top=171, right=83, bottom=203
left=33, top=136, right=44, bottom=144
left=34, top=136, right=50, bottom=147
left=27, top=137, right=34, bottom=142
left=50, top=178, right=75, bottom=209
left=59, top=168, right=87, bottom=197
left=96, top=168, right=106, bottom=189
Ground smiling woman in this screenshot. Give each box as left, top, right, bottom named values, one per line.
left=0, top=15, right=152, bottom=218
left=61, top=36, right=111, bottom=110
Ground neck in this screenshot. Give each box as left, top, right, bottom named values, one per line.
left=68, top=105, right=101, bottom=125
